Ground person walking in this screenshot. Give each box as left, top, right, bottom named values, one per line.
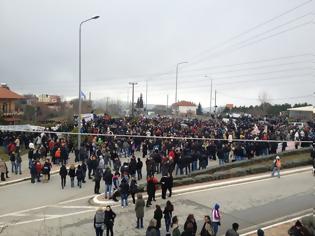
left=211, top=204, right=221, bottom=236
left=163, top=201, right=174, bottom=234
left=225, top=223, right=239, bottom=236
left=130, top=177, right=138, bottom=204
left=94, top=207, right=105, bottom=236
left=104, top=205, right=116, bottom=236
left=59, top=164, right=68, bottom=189
left=68, top=164, right=76, bottom=187
left=154, top=205, right=163, bottom=233
left=200, top=215, right=214, bottom=236
left=135, top=193, right=145, bottom=229
left=76, top=165, right=83, bottom=188
left=271, top=156, right=281, bottom=178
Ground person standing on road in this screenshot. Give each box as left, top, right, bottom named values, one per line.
left=211, top=203, right=221, bottom=236
left=30, top=160, right=36, bottom=183
left=120, top=177, right=129, bottom=208
left=35, top=158, right=42, bottom=182
left=42, top=159, right=51, bottom=183
left=184, top=214, right=197, bottom=236
left=104, top=205, right=116, bottom=236
left=94, top=167, right=102, bottom=194
left=28, top=143, right=35, bottom=169
left=200, top=215, right=214, bottom=236
left=68, top=164, right=76, bottom=187
left=76, top=165, right=83, bottom=188
left=163, top=201, right=174, bottom=234
left=136, top=158, right=143, bottom=180
left=311, top=145, right=315, bottom=176
left=171, top=216, right=180, bottom=236
left=135, top=193, right=145, bottom=229
left=146, top=218, right=159, bottom=236
left=0, top=158, right=6, bottom=181
left=94, top=207, right=105, bottom=236
left=146, top=175, right=155, bottom=207
left=154, top=205, right=163, bottom=233
left=9, top=151, right=16, bottom=174
left=225, top=223, right=239, bottom=236
left=103, top=167, right=113, bottom=199
left=130, top=176, right=138, bottom=204
left=15, top=151, right=22, bottom=175
left=59, top=164, right=68, bottom=189
left=271, top=156, right=281, bottom=178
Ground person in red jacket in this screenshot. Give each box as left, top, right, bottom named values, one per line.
left=35, top=159, right=42, bottom=182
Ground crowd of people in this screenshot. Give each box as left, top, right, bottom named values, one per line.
left=0, top=114, right=314, bottom=235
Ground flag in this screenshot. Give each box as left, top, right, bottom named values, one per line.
left=80, top=90, right=86, bottom=100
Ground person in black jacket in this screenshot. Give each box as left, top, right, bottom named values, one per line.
left=68, top=164, right=76, bottom=187
left=76, top=165, right=83, bottom=188
left=103, top=167, right=113, bottom=199
left=59, top=164, right=68, bottom=189
left=129, top=177, right=138, bottom=204
left=119, top=178, right=129, bottom=208
left=104, top=205, right=116, bottom=236
left=154, top=205, right=163, bottom=232
left=94, top=167, right=102, bottom=194
left=136, top=158, right=143, bottom=180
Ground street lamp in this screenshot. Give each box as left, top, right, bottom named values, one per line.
left=175, top=61, right=188, bottom=104
left=78, top=15, right=99, bottom=159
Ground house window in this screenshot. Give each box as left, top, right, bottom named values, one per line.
left=2, top=103, right=8, bottom=113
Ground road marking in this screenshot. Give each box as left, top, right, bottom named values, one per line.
left=57, top=194, right=96, bottom=205
left=0, top=205, right=49, bottom=218
left=51, top=205, right=97, bottom=209
left=12, top=209, right=96, bottom=226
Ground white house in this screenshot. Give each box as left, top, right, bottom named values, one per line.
left=173, top=101, right=197, bottom=115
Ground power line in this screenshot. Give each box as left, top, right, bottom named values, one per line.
left=187, top=0, right=313, bottom=66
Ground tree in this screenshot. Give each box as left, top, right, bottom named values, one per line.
left=136, top=94, right=144, bottom=108
left=196, top=103, right=203, bottom=115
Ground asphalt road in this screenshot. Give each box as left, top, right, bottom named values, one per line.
left=0, top=169, right=314, bottom=236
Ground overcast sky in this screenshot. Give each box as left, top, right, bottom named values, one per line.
left=1, top=0, right=315, bottom=108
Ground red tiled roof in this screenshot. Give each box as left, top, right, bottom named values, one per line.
left=173, top=101, right=196, bottom=107
left=0, top=87, right=24, bottom=99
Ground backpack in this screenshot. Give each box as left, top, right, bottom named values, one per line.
left=55, top=149, right=61, bottom=158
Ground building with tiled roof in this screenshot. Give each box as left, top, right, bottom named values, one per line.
left=0, top=84, right=24, bottom=124
left=172, top=100, right=197, bottom=115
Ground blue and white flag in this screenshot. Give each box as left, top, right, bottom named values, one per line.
left=80, top=90, right=86, bottom=100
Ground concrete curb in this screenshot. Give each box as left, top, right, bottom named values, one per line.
left=0, top=169, right=60, bottom=187
left=91, top=166, right=312, bottom=206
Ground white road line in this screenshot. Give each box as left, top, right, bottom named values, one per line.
left=241, top=213, right=313, bottom=236
left=51, top=205, right=97, bottom=209
left=12, top=209, right=96, bottom=226
left=57, top=194, right=96, bottom=205
left=0, top=205, right=49, bottom=218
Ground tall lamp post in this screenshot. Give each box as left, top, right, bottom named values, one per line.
left=175, top=61, right=188, bottom=104
left=78, top=15, right=99, bottom=158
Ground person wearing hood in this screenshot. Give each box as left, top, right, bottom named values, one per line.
left=94, top=167, right=103, bottom=194
left=211, top=203, right=221, bottom=236
left=94, top=207, right=105, bottom=236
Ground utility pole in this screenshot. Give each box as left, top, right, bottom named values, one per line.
left=129, top=82, right=137, bottom=117
left=214, top=90, right=217, bottom=114
left=106, top=97, right=109, bottom=113
left=210, top=79, right=213, bottom=114
left=145, top=80, right=148, bottom=111
left=175, top=61, right=188, bottom=104
left=167, top=94, right=169, bottom=112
